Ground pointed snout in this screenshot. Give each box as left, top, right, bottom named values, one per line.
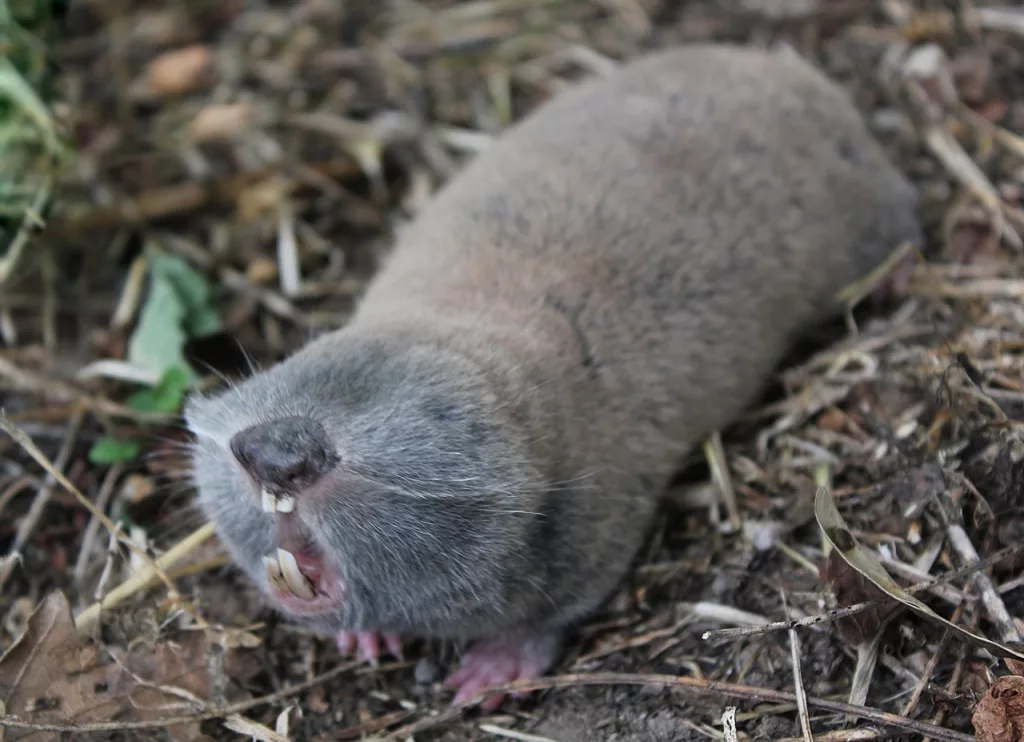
left=229, top=416, right=338, bottom=494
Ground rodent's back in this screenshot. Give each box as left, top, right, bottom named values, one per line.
left=356, top=43, right=921, bottom=476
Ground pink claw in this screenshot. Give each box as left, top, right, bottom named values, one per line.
left=444, top=634, right=560, bottom=712
left=383, top=632, right=404, bottom=660
left=336, top=630, right=357, bottom=655
left=358, top=631, right=381, bottom=665
left=336, top=630, right=404, bottom=665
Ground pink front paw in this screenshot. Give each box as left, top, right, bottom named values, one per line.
left=444, top=632, right=562, bottom=712
left=336, top=630, right=404, bottom=666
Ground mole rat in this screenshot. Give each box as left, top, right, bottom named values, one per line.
left=185, top=43, right=922, bottom=709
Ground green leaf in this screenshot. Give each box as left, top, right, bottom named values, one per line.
left=88, top=437, right=142, bottom=465
left=125, top=248, right=222, bottom=384
left=126, top=266, right=192, bottom=379
left=147, top=250, right=222, bottom=339
left=126, top=365, right=191, bottom=414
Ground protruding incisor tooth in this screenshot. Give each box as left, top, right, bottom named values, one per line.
left=263, top=555, right=287, bottom=592
left=277, top=548, right=316, bottom=601
left=261, top=489, right=278, bottom=513
left=276, top=494, right=296, bottom=513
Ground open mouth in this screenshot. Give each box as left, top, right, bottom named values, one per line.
left=260, top=488, right=343, bottom=615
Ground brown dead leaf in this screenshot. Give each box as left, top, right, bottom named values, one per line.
left=815, top=407, right=847, bottom=434
left=246, top=258, right=280, bottom=285
left=0, top=592, right=121, bottom=740
left=147, top=45, right=215, bottom=97
left=188, top=102, right=253, bottom=143
left=0, top=592, right=259, bottom=741
left=819, top=548, right=902, bottom=647
left=973, top=675, right=1024, bottom=742
left=817, top=488, right=1024, bottom=663
left=236, top=176, right=293, bottom=222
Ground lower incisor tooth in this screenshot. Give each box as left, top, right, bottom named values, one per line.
left=277, top=548, right=316, bottom=601
left=263, top=556, right=286, bottom=591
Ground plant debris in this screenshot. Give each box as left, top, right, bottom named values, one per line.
left=0, top=591, right=260, bottom=741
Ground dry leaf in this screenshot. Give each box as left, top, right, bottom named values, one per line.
left=223, top=714, right=290, bottom=742
left=0, top=592, right=122, bottom=741
left=147, top=45, right=215, bottom=97
left=0, top=592, right=259, bottom=741
left=818, top=548, right=902, bottom=647
left=815, top=407, right=847, bottom=433
left=973, top=675, right=1024, bottom=742
left=120, top=473, right=156, bottom=505
left=815, top=488, right=1024, bottom=662
left=246, top=258, right=279, bottom=285
left=236, top=177, right=292, bottom=222
left=188, top=102, right=252, bottom=142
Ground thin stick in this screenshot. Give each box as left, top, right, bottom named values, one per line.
left=946, top=522, right=1021, bottom=643
left=0, top=409, right=83, bottom=592
left=75, top=521, right=217, bottom=635
left=702, top=543, right=1021, bottom=642
left=0, top=659, right=362, bottom=734
left=0, top=413, right=185, bottom=632
left=0, top=357, right=174, bottom=423
left=478, top=724, right=562, bottom=742
left=44, top=156, right=360, bottom=237
left=0, top=181, right=50, bottom=286
left=72, top=461, right=124, bottom=586
left=704, top=431, right=741, bottom=533
left=901, top=603, right=964, bottom=718
left=788, top=625, right=813, bottom=742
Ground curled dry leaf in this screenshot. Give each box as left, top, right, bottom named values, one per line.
left=973, top=675, right=1024, bottom=742
left=815, top=488, right=1024, bottom=663
left=0, top=592, right=259, bottom=741
left=147, top=45, right=215, bottom=97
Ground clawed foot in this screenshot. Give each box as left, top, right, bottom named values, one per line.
left=336, top=630, right=404, bottom=666
left=444, top=632, right=562, bottom=712
left=335, top=629, right=562, bottom=712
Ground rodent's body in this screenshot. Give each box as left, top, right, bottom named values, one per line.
left=187, top=44, right=922, bottom=706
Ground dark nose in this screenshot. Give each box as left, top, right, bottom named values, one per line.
left=229, top=416, right=337, bottom=493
